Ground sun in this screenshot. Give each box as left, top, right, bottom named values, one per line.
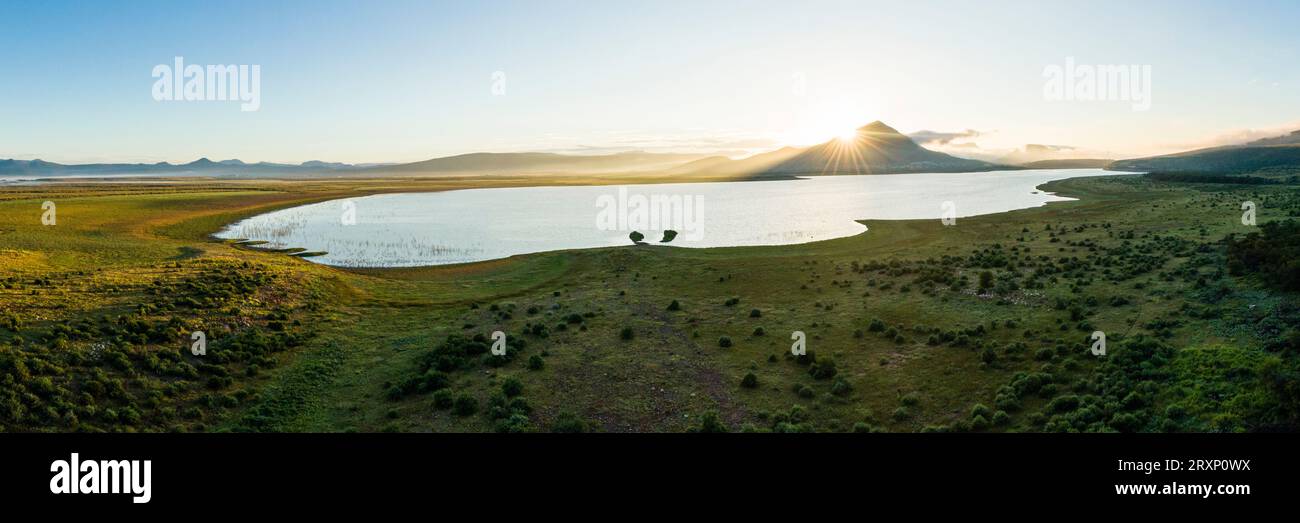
left=835, top=127, right=859, bottom=143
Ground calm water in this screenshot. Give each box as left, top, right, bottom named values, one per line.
left=214, top=169, right=1125, bottom=267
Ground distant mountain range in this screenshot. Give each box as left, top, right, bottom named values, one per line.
left=9, top=123, right=1300, bottom=179
left=0, top=157, right=359, bottom=177
left=1018, top=159, right=1114, bottom=169
left=0, top=121, right=1012, bottom=179
left=1109, top=130, right=1300, bottom=174
left=0, top=151, right=715, bottom=178
left=366, top=151, right=712, bottom=175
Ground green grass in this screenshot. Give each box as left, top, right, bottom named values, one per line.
left=2, top=173, right=1299, bottom=432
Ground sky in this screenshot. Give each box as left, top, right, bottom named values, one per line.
left=1, top=0, right=1297, bottom=164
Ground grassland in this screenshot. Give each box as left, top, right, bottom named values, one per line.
left=1, top=172, right=1298, bottom=432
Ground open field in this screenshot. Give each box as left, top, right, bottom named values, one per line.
left=2, top=173, right=1298, bottom=432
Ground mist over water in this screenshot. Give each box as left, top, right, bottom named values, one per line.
left=215, top=169, right=1128, bottom=267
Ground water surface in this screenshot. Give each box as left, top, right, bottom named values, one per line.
left=215, top=169, right=1125, bottom=267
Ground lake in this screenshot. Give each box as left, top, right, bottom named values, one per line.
left=214, top=169, right=1127, bottom=267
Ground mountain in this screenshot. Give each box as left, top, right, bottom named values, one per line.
left=0, top=151, right=715, bottom=178
left=756, top=122, right=1008, bottom=176
left=667, top=146, right=806, bottom=177
left=1110, top=129, right=1300, bottom=174
left=0, top=157, right=361, bottom=177
left=366, top=151, right=715, bottom=175
left=2, top=124, right=1012, bottom=179
left=1246, top=130, right=1300, bottom=147
left=1018, top=159, right=1114, bottom=169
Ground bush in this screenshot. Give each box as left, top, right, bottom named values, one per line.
left=741, top=372, right=759, bottom=388
left=830, top=377, right=853, bottom=396
left=809, top=358, right=837, bottom=380
left=526, top=355, right=544, bottom=370
left=980, top=347, right=997, bottom=365
left=620, top=327, right=634, bottom=341
left=667, top=300, right=681, bottom=311
left=432, top=390, right=454, bottom=409
left=495, top=413, right=533, bottom=433
left=1227, top=219, right=1300, bottom=291
left=749, top=309, right=762, bottom=318
left=501, top=377, right=524, bottom=397
left=1046, top=394, right=1080, bottom=413
left=551, top=411, right=586, bottom=433
left=718, top=336, right=733, bottom=348
left=695, top=411, right=729, bottom=433
left=629, top=231, right=645, bottom=243
left=892, top=406, right=911, bottom=421
left=419, top=334, right=495, bottom=372
left=992, top=410, right=1010, bottom=426
left=452, top=394, right=478, bottom=416
left=971, top=403, right=992, bottom=420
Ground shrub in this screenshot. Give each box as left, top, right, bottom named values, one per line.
left=667, top=300, right=681, bottom=311
left=718, top=336, right=733, bottom=348
left=749, top=309, right=762, bottom=318
left=892, top=406, right=911, bottom=421
left=971, top=403, right=992, bottom=420
left=452, top=394, right=478, bottom=416
left=809, top=358, right=837, bottom=380
left=695, top=411, right=729, bottom=433
left=830, top=377, right=853, bottom=396
left=980, top=347, right=997, bottom=364
left=1046, top=394, right=1080, bottom=413
left=992, top=410, right=1010, bottom=426
left=1227, top=220, right=1300, bottom=291
left=550, top=411, right=586, bottom=433
left=788, top=405, right=808, bottom=423
left=495, top=413, right=533, bottom=433
left=432, top=389, right=453, bottom=409
left=620, top=327, right=634, bottom=341
left=629, top=231, right=645, bottom=243
left=795, top=350, right=816, bottom=366
left=741, top=372, right=759, bottom=388
left=526, top=355, right=544, bottom=370
left=501, top=377, right=524, bottom=397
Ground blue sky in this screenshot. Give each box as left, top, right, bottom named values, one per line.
left=1, top=0, right=1297, bottom=163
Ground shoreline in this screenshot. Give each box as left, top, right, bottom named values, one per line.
left=208, top=170, right=1140, bottom=271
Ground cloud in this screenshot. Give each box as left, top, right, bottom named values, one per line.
left=908, top=129, right=983, bottom=146
left=1024, top=144, right=1077, bottom=153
